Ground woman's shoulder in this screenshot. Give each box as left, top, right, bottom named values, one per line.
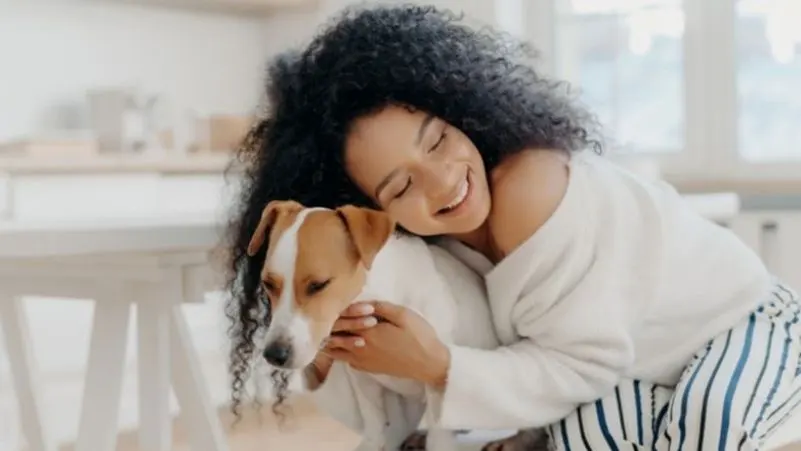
left=487, top=149, right=570, bottom=258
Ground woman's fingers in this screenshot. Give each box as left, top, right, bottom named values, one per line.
left=341, top=302, right=375, bottom=317
left=345, top=300, right=411, bottom=327
left=369, top=300, right=410, bottom=326
left=322, top=349, right=345, bottom=362
left=332, top=315, right=378, bottom=333
left=325, top=334, right=366, bottom=350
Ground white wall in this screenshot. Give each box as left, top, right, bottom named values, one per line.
left=0, top=1, right=271, bottom=142
left=255, top=0, right=503, bottom=58
left=0, top=0, right=512, bottom=143
left=0, top=1, right=272, bottom=447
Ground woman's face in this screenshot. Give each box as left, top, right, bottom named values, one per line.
left=344, top=105, right=491, bottom=237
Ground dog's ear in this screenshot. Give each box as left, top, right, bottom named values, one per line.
left=336, top=205, right=395, bottom=270
left=247, top=200, right=303, bottom=256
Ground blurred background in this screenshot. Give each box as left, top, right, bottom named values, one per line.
left=0, top=0, right=799, bottom=450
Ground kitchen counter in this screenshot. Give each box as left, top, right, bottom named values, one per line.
left=0, top=153, right=243, bottom=175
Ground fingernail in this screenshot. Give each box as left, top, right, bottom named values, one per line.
left=363, top=317, right=377, bottom=327
left=357, top=304, right=374, bottom=315
left=319, top=337, right=330, bottom=349
left=354, top=338, right=365, bottom=347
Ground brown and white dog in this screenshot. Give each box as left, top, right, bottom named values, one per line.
left=246, top=200, right=546, bottom=451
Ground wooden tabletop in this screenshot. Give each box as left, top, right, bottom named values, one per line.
left=0, top=214, right=228, bottom=259
left=0, top=153, right=242, bottom=175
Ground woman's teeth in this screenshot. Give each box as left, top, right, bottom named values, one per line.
left=441, top=178, right=469, bottom=212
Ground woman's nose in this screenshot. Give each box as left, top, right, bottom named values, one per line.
left=421, top=163, right=460, bottom=198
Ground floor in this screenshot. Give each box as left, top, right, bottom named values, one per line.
left=55, top=394, right=801, bottom=451
left=60, top=395, right=361, bottom=451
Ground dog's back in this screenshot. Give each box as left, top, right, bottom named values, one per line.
left=365, top=234, right=499, bottom=351
left=429, top=245, right=500, bottom=350
left=355, top=234, right=501, bottom=450
left=359, top=234, right=500, bottom=400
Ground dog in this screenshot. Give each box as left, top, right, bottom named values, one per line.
left=246, top=199, right=548, bottom=451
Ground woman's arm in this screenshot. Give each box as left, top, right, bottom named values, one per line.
left=427, top=293, right=635, bottom=430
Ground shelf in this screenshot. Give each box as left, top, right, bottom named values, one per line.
left=0, top=153, right=244, bottom=175
left=97, top=0, right=320, bottom=16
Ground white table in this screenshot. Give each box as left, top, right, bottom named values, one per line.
left=0, top=192, right=747, bottom=451
left=0, top=215, right=229, bottom=451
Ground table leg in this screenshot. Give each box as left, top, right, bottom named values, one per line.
left=75, top=301, right=131, bottom=451
left=169, top=305, right=229, bottom=451
left=0, top=295, right=55, bottom=451
left=137, top=301, right=172, bottom=451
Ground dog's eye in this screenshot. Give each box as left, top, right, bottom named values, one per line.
left=260, top=280, right=276, bottom=301
left=306, top=279, right=331, bottom=296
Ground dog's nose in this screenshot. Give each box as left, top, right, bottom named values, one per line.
left=262, top=342, right=292, bottom=367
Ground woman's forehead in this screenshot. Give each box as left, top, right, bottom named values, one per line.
left=345, top=107, right=432, bottom=190
left=347, top=108, right=429, bottom=159
left=350, top=106, right=429, bottom=140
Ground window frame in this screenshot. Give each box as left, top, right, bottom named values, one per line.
left=518, top=0, right=801, bottom=193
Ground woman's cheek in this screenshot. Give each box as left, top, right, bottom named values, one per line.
left=387, top=204, right=429, bottom=236
left=403, top=215, right=445, bottom=237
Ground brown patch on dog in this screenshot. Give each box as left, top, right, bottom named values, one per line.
left=247, top=199, right=304, bottom=257
left=247, top=200, right=304, bottom=306
left=335, top=205, right=396, bottom=269
left=292, top=206, right=395, bottom=347
left=248, top=201, right=396, bottom=352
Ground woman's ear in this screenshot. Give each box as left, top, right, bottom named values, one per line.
left=247, top=200, right=304, bottom=256
left=335, top=205, right=396, bottom=269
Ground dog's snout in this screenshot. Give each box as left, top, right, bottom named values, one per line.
left=262, top=341, right=293, bottom=367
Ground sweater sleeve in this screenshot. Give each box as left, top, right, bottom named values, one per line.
left=426, top=277, right=636, bottom=430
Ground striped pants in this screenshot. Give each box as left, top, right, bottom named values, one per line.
left=548, top=283, right=801, bottom=450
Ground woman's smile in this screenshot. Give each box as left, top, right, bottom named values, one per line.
left=435, top=168, right=473, bottom=217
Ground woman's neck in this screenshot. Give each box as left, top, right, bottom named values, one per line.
left=450, top=222, right=501, bottom=264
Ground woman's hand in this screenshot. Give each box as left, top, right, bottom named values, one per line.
left=324, top=301, right=450, bottom=388
left=304, top=302, right=377, bottom=387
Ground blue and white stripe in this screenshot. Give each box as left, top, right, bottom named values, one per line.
left=549, top=282, right=801, bottom=450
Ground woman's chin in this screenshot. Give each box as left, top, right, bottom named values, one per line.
left=401, top=208, right=490, bottom=238
left=436, top=216, right=489, bottom=240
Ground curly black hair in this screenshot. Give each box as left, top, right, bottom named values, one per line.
left=223, top=2, right=602, bottom=418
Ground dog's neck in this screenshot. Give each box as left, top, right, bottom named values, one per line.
left=354, top=235, right=458, bottom=342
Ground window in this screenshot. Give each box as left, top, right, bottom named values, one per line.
left=528, top=0, right=801, bottom=185
left=736, top=0, right=801, bottom=162
left=554, top=0, right=685, bottom=154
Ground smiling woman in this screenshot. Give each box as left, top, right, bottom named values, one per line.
left=224, top=3, right=599, bottom=416
left=222, top=0, right=601, bottom=410
left=225, top=4, right=801, bottom=451
left=344, top=107, right=492, bottom=239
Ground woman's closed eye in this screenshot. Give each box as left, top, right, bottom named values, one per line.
left=394, top=176, right=412, bottom=199
left=428, top=128, right=447, bottom=153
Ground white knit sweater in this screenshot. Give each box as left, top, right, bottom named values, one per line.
left=426, top=152, right=773, bottom=430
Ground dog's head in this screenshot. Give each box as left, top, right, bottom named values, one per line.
left=247, top=200, right=396, bottom=370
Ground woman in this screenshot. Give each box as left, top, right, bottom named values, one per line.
left=225, top=4, right=801, bottom=450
